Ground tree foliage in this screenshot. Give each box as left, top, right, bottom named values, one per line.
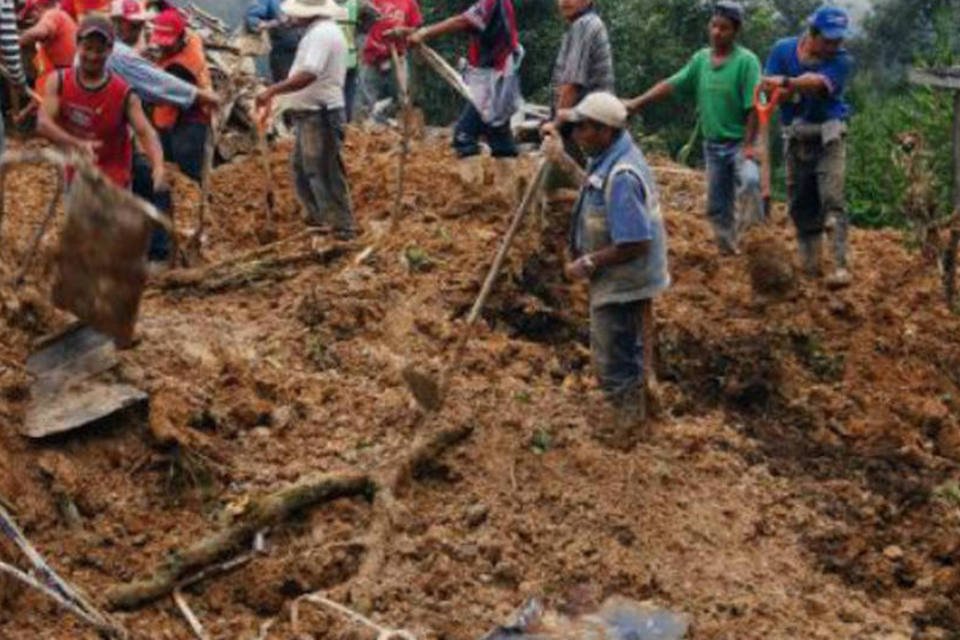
left=410, top=0, right=960, bottom=228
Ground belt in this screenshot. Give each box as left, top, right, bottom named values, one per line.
left=706, top=137, right=742, bottom=145
left=287, top=105, right=341, bottom=118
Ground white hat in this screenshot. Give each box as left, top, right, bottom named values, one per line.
left=281, top=0, right=348, bottom=20
left=564, top=92, right=628, bottom=129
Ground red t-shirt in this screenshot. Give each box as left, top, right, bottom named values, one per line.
left=462, top=0, right=517, bottom=71
left=362, top=0, right=422, bottom=66
left=57, top=70, right=134, bottom=188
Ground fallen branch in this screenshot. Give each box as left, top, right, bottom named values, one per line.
left=173, top=589, right=211, bottom=640
left=106, top=423, right=473, bottom=610
left=0, top=504, right=128, bottom=637
left=106, top=472, right=371, bottom=609
left=152, top=243, right=356, bottom=296
left=0, top=560, right=124, bottom=637
left=291, top=592, right=416, bottom=640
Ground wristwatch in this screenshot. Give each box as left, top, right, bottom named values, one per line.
left=780, top=76, right=791, bottom=90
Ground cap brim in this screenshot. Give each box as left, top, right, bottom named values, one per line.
left=78, top=28, right=115, bottom=43
left=819, top=27, right=847, bottom=40
left=558, top=107, right=583, bottom=124
left=150, top=32, right=179, bottom=46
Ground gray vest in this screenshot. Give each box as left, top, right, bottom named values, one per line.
left=575, top=158, right=671, bottom=308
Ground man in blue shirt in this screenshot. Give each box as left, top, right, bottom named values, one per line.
left=553, top=91, right=670, bottom=435
left=246, top=0, right=308, bottom=82
left=764, top=6, right=853, bottom=288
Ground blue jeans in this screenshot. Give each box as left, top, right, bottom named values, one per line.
left=453, top=104, right=517, bottom=158
left=704, top=140, right=762, bottom=250
left=356, top=62, right=398, bottom=124
left=161, top=122, right=209, bottom=183
left=344, top=67, right=358, bottom=122
left=590, top=300, right=644, bottom=398
left=132, top=153, right=173, bottom=262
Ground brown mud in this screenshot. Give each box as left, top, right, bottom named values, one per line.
left=0, top=127, right=957, bottom=639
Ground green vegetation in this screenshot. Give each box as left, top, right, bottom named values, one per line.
left=412, top=0, right=960, bottom=229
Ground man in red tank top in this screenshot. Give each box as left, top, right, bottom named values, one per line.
left=36, top=14, right=165, bottom=192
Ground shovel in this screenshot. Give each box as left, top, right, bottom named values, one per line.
left=254, top=104, right=278, bottom=243
left=184, top=125, right=217, bottom=264
left=390, top=44, right=411, bottom=225
left=753, top=84, right=782, bottom=219
left=403, top=158, right=550, bottom=412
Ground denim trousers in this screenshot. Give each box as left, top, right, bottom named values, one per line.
left=355, top=62, right=399, bottom=123
left=590, top=300, right=645, bottom=399
left=160, top=121, right=209, bottom=183
left=132, top=153, right=173, bottom=262
left=344, top=67, right=358, bottom=122
left=704, top=140, right=762, bottom=248
left=291, top=108, right=355, bottom=234
left=785, top=136, right=848, bottom=267
left=453, top=103, right=517, bottom=159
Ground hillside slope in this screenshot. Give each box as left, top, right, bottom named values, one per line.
left=0, top=127, right=957, bottom=639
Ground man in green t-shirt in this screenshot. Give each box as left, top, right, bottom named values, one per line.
left=625, top=1, right=761, bottom=255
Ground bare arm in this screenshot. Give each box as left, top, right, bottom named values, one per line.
left=257, top=70, right=317, bottom=105
left=763, top=72, right=830, bottom=98
left=36, top=73, right=99, bottom=157
left=19, top=19, right=53, bottom=47
left=408, top=15, right=472, bottom=45
left=126, top=93, right=166, bottom=189
left=566, top=242, right=650, bottom=280
left=625, top=80, right=673, bottom=115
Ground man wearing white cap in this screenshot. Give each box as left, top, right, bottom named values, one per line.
left=256, top=0, right=357, bottom=240
left=553, top=91, right=670, bottom=428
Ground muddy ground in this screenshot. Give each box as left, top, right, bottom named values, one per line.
left=0, top=126, right=958, bottom=639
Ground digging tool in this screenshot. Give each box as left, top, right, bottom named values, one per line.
left=390, top=44, right=411, bottom=225
left=185, top=126, right=217, bottom=263
left=753, top=84, right=782, bottom=220
left=254, top=103, right=278, bottom=243
left=415, top=44, right=481, bottom=114
left=403, top=158, right=550, bottom=412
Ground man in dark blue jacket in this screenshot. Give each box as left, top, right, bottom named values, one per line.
left=764, top=6, right=853, bottom=288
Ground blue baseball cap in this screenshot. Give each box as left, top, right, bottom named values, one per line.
left=809, top=6, right=849, bottom=40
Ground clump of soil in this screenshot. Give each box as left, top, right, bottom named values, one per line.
left=0, top=129, right=956, bottom=639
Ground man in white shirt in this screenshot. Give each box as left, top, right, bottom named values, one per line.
left=256, top=0, right=356, bottom=239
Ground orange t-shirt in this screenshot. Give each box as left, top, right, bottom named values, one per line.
left=35, top=9, right=78, bottom=71
left=152, top=33, right=213, bottom=129
left=66, top=0, right=112, bottom=19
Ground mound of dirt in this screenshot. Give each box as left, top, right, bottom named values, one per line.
left=0, top=127, right=957, bottom=639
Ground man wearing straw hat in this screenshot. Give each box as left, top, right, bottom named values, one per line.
left=256, top=0, right=357, bottom=240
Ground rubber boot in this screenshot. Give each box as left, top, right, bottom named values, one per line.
left=456, top=154, right=485, bottom=187
left=799, top=233, right=824, bottom=277
left=492, top=157, right=520, bottom=205
left=826, top=214, right=853, bottom=289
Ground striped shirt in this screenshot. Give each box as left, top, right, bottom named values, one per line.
left=0, top=0, right=25, bottom=85
left=551, top=9, right=613, bottom=109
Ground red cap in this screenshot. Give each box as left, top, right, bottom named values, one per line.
left=150, top=8, right=187, bottom=47
left=111, top=0, right=150, bottom=22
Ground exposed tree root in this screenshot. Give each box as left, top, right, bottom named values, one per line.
left=152, top=243, right=357, bottom=296
left=105, top=423, right=474, bottom=610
